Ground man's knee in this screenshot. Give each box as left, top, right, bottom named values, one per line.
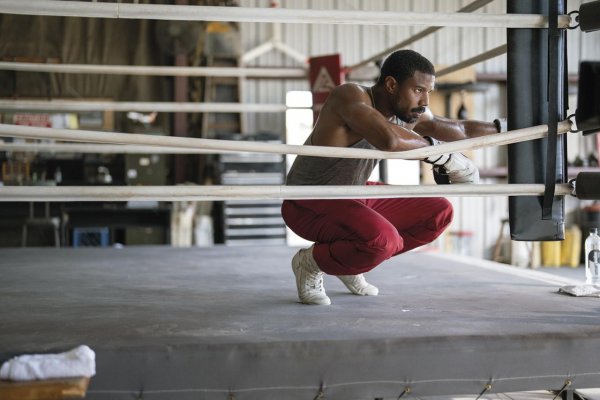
left=359, top=226, right=403, bottom=265
left=430, top=198, right=454, bottom=230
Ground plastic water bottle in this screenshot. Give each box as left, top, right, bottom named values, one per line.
left=585, top=228, right=600, bottom=285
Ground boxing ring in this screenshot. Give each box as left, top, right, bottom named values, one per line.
left=1, top=245, right=599, bottom=399
left=1, top=1, right=600, bottom=398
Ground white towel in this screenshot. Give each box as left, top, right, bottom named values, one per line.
left=0, top=345, right=96, bottom=381
left=558, top=284, right=600, bottom=297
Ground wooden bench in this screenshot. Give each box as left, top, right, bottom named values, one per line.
left=0, top=377, right=89, bottom=400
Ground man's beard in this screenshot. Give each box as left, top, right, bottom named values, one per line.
left=398, top=106, right=426, bottom=123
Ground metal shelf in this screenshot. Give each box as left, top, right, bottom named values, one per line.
left=215, top=141, right=286, bottom=246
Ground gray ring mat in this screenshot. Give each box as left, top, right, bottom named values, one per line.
left=1, top=246, right=598, bottom=399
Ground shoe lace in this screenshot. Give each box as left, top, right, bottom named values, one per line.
left=307, top=271, right=324, bottom=291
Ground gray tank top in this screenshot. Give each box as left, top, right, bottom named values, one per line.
left=286, top=86, right=407, bottom=186
left=286, top=136, right=379, bottom=185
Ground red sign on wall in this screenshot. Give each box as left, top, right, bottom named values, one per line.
left=13, top=113, right=52, bottom=127
left=309, top=54, right=344, bottom=122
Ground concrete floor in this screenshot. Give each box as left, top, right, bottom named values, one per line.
left=538, top=265, right=588, bottom=281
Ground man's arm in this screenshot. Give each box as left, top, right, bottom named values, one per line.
left=326, top=84, right=430, bottom=151
left=413, top=112, right=499, bottom=142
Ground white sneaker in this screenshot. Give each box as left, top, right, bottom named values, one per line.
left=337, top=274, right=379, bottom=296
left=292, top=247, right=331, bottom=305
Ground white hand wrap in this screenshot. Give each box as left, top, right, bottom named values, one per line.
left=424, top=137, right=480, bottom=184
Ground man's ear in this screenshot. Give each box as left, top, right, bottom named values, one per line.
left=384, top=76, right=397, bottom=93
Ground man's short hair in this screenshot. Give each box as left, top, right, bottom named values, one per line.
left=376, top=50, right=436, bottom=86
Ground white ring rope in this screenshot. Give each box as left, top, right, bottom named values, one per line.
left=0, top=1, right=571, bottom=29
left=0, top=44, right=504, bottom=112
left=0, top=184, right=574, bottom=202
left=0, top=143, right=238, bottom=154
left=437, top=44, right=507, bottom=78
left=0, top=42, right=505, bottom=82
left=347, top=0, right=494, bottom=72
left=0, top=100, right=287, bottom=114
left=0, top=122, right=572, bottom=160
left=0, top=62, right=308, bottom=79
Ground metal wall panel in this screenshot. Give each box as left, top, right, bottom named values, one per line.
left=435, top=4, right=461, bottom=67
left=385, top=0, right=414, bottom=57
left=309, top=0, right=336, bottom=57
left=568, top=0, right=584, bottom=74
left=339, top=0, right=367, bottom=67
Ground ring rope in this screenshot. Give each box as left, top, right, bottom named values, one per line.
left=566, top=10, right=580, bottom=30
left=566, top=113, right=579, bottom=133
left=0, top=183, right=574, bottom=202
left=0, top=44, right=507, bottom=113
left=347, top=0, right=494, bottom=72
left=0, top=143, right=244, bottom=154
left=0, top=143, right=239, bottom=154
left=0, top=62, right=308, bottom=78
left=0, top=121, right=573, bottom=160
left=0, top=100, right=287, bottom=114
left=0, top=1, right=571, bottom=29
left=436, top=44, right=507, bottom=78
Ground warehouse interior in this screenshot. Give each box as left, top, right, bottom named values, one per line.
left=1, top=0, right=600, bottom=399
left=0, top=0, right=598, bottom=260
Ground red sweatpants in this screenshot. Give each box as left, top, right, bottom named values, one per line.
left=281, top=182, right=453, bottom=275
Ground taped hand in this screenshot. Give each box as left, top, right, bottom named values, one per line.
left=423, top=137, right=480, bottom=184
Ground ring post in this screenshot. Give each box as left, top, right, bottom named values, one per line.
left=507, top=0, right=568, bottom=241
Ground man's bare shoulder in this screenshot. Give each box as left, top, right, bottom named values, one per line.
left=331, top=83, right=367, bottom=96
left=328, top=83, right=371, bottom=106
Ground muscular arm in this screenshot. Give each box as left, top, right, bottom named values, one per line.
left=320, top=84, right=429, bottom=151
left=413, top=114, right=499, bottom=142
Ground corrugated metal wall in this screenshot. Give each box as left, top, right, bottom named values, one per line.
left=238, top=0, right=600, bottom=259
